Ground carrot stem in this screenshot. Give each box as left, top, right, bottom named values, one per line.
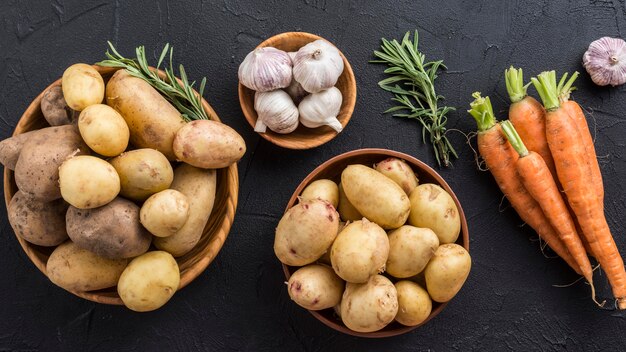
left=531, top=71, right=560, bottom=111
left=557, top=71, right=580, bottom=103
left=468, top=92, right=496, bottom=132
left=505, top=66, right=530, bottom=103
left=500, top=120, right=528, bottom=157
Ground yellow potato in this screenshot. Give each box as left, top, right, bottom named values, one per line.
left=341, top=164, right=410, bottom=229
left=408, top=183, right=461, bottom=244
left=287, top=264, right=344, bottom=310
left=341, top=275, right=398, bottom=333
left=117, top=251, right=180, bottom=312
left=337, top=183, right=361, bottom=221
left=330, top=219, right=389, bottom=283
left=394, top=281, right=432, bottom=326
left=140, top=189, right=190, bottom=238
left=59, top=155, right=120, bottom=209
left=274, top=199, right=339, bottom=266
left=172, top=120, right=246, bottom=168
left=424, top=244, right=471, bottom=302
left=301, top=179, right=339, bottom=208
left=374, top=157, right=419, bottom=195
left=106, top=69, right=185, bottom=160
left=153, top=164, right=217, bottom=256
left=78, top=104, right=129, bottom=156
left=62, top=63, right=104, bottom=111
left=386, top=226, right=439, bottom=279
left=109, top=148, right=173, bottom=202
left=47, top=241, right=128, bottom=292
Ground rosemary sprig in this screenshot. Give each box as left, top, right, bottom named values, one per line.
left=371, top=30, right=457, bottom=167
left=96, top=41, right=209, bottom=121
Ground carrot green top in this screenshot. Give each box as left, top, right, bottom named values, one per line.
left=557, top=71, right=579, bottom=103
left=505, top=66, right=529, bottom=103
left=500, top=120, right=529, bottom=157
left=468, top=92, right=497, bottom=132
left=531, top=71, right=560, bottom=111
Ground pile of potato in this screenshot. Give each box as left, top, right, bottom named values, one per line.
left=274, top=158, right=472, bottom=333
left=0, top=63, right=246, bottom=311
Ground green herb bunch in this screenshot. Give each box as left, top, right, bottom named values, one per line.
left=97, top=42, right=209, bottom=121
left=371, top=31, right=457, bottom=167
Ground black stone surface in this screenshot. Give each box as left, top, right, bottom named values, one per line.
left=1, top=0, right=626, bottom=351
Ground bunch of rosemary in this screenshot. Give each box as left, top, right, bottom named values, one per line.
left=371, top=30, right=457, bottom=167
left=97, top=41, right=209, bottom=122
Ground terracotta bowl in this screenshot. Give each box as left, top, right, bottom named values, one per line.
left=282, top=148, right=470, bottom=338
left=238, top=32, right=357, bottom=149
left=3, top=65, right=239, bottom=305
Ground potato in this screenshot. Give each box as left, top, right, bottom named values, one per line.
left=374, top=157, right=419, bottom=195
left=337, top=183, right=361, bottom=221
left=153, top=164, right=217, bottom=256
left=106, top=69, right=185, bottom=160
left=66, top=197, right=152, bottom=259
left=394, top=281, right=432, bottom=326
left=0, top=130, right=38, bottom=170
left=62, top=63, right=104, bottom=111
left=14, top=125, right=90, bottom=202
left=47, top=241, right=128, bottom=292
left=408, top=183, right=461, bottom=244
left=140, top=189, right=190, bottom=238
left=301, top=179, right=339, bottom=208
left=341, top=275, right=398, bottom=333
left=341, top=164, right=410, bottom=229
left=117, top=251, right=180, bottom=312
left=274, top=199, right=339, bottom=266
left=59, top=155, right=120, bottom=209
left=424, top=244, right=471, bottom=303
left=109, top=149, right=173, bottom=202
left=8, top=190, right=68, bottom=246
left=172, top=120, right=246, bottom=169
left=330, top=219, right=389, bottom=283
left=386, top=226, right=439, bottom=279
left=78, top=104, right=129, bottom=156
left=41, top=86, right=76, bottom=126
left=287, top=264, right=344, bottom=310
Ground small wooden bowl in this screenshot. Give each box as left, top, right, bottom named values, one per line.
left=282, top=148, right=470, bottom=338
left=238, top=32, right=357, bottom=149
left=3, top=65, right=239, bottom=305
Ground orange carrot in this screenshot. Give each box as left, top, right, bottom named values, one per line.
left=468, top=93, right=581, bottom=274
left=505, top=67, right=558, bottom=182
left=501, top=120, right=595, bottom=300
left=533, top=71, right=626, bottom=309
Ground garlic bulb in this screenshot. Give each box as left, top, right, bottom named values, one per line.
left=298, top=86, right=343, bottom=133
left=239, top=47, right=293, bottom=92
left=583, top=37, right=626, bottom=87
left=254, top=90, right=299, bottom=134
left=285, top=52, right=309, bottom=103
left=293, top=40, right=344, bottom=93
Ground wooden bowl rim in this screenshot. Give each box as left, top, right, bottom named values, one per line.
left=237, top=31, right=357, bottom=150
left=281, top=148, right=470, bottom=338
left=3, top=65, right=239, bottom=305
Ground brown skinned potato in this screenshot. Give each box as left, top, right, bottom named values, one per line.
left=0, top=130, right=38, bottom=170
left=41, top=86, right=76, bottom=126
left=8, top=190, right=68, bottom=246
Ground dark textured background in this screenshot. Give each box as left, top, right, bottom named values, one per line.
left=1, top=0, right=626, bottom=351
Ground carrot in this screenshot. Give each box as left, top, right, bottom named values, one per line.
left=532, top=71, right=626, bottom=309
left=500, top=120, right=596, bottom=301
left=505, top=67, right=558, bottom=182
left=468, top=92, right=581, bottom=274
left=557, top=72, right=604, bottom=207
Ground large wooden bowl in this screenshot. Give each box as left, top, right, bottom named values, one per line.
left=3, top=66, right=239, bottom=305
left=238, top=32, right=357, bottom=149
left=282, top=148, right=470, bottom=338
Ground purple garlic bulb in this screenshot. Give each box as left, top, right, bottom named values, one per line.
left=583, top=37, right=626, bottom=87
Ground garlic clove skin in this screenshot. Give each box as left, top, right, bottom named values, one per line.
left=254, top=90, right=299, bottom=134
left=285, top=52, right=310, bottom=103
left=293, top=40, right=344, bottom=93
left=583, top=36, right=626, bottom=87
left=239, top=47, right=293, bottom=92
left=298, top=86, right=343, bottom=133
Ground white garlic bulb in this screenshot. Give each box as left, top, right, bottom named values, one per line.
left=293, top=40, right=344, bottom=93
left=583, top=37, right=626, bottom=87
left=254, top=90, right=299, bottom=134
left=285, top=52, right=309, bottom=103
left=239, top=47, right=293, bottom=92
left=298, top=86, right=343, bottom=133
